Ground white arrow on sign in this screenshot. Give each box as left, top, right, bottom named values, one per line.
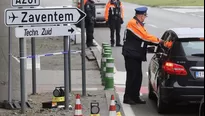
left=12, top=0, right=40, bottom=7
left=15, top=25, right=77, bottom=38
left=5, top=7, right=86, bottom=26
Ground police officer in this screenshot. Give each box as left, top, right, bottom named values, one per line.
left=105, top=0, right=124, bottom=47
left=85, top=0, right=97, bottom=47
left=122, top=7, right=164, bottom=104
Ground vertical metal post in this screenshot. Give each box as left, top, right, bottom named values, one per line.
left=8, top=27, right=12, bottom=103
left=19, top=37, right=26, bottom=114
left=64, top=35, right=69, bottom=110
left=31, top=37, right=36, bottom=95
left=81, top=0, right=86, bottom=96
left=68, top=36, right=71, bottom=92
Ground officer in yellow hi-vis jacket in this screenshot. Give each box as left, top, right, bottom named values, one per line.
left=105, top=0, right=124, bottom=47
left=122, top=7, right=164, bottom=105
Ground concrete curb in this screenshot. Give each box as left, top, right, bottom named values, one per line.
left=105, top=90, right=126, bottom=116
left=90, top=40, right=104, bottom=70
left=91, top=40, right=126, bottom=116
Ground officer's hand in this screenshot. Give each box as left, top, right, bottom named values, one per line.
left=121, top=20, right=124, bottom=24
left=120, top=18, right=124, bottom=24
left=91, top=17, right=95, bottom=21
left=106, top=21, right=109, bottom=26
left=159, top=40, right=165, bottom=45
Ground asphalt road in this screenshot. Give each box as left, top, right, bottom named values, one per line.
left=94, top=2, right=204, bottom=116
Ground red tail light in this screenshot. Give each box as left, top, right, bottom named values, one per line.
left=163, top=62, right=187, bottom=76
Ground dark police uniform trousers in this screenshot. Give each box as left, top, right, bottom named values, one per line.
left=107, top=1, right=123, bottom=45
left=109, top=17, right=121, bottom=45
left=124, top=56, right=143, bottom=98
left=85, top=0, right=96, bottom=46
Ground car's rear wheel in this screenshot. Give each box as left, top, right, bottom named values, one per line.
left=200, top=104, right=204, bottom=116
left=157, top=86, right=168, bottom=114
left=199, top=98, right=204, bottom=116
left=148, top=81, right=156, bottom=100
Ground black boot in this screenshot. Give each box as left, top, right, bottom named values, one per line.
left=116, top=44, right=123, bottom=47
left=133, top=97, right=146, bottom=104
left=123, top=95, right=136, bottom=105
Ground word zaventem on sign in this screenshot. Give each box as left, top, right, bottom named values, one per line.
left=5, top=7, right=86, bottom=26
left=21, top=12, right=73, bottom=22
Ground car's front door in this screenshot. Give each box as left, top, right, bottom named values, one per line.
left=150, top=31, right=174, bottom=91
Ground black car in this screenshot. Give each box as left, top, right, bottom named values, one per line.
left=147, top=28, right=204, bottom=113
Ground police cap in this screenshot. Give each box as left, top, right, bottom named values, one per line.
left=135, top=7, right=148, bottom=15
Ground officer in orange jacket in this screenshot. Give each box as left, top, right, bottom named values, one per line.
left=122, top=7, right=164, bottom=104
left=105, top=0, right=124, bottom=47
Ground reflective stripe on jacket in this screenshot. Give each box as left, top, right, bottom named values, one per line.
left=122, top=17, right=160, bottom=61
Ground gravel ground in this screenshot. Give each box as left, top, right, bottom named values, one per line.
left=0, top=91, right=107, bottom=116
left=0, top=37, right=108, bottom=116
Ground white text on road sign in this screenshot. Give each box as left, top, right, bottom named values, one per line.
left=12, top=0, right=40, bottom=7
left=5, top=7, right=86, bottom=26
left=15, top=26, right=77, bottom=38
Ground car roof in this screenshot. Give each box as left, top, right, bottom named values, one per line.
left=169, top=28, right=204, bottom=39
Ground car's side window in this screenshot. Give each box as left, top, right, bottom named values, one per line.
left=157, top=31, right=171, bottom=53
left=164, top=32, right=176, bottom=51
left=161, top=31, right=169, bottom=41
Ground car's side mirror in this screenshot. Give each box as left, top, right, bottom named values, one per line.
left=147, top=46, right=157, bottom=53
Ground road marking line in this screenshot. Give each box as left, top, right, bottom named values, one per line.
left=191, top=14, right=204, bottom=18
left=26, top=57, right=41, bottom=70
left=146, top=72, right=149, bottom=76
left=72, top=87, right=102, bottom=91
left=147, top=24, right=158, bottom=28
left=115, top=86, right=148, bottom=95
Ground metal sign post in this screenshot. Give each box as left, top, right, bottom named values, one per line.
left=63, top=30, right=69, bottom=110
left=19, top=37, right=26, bottom=114
left=68, top=36, right=71, bottom=93
left=8, top=27, right=12, bottom=103
left=31, top=37, right=36, bottom=95
left=80, top=0, right=86, bottom=96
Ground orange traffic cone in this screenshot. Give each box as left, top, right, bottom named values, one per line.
left=74, top=94, right=83, bottom=116
left=109, top=95, right=116, bottom=116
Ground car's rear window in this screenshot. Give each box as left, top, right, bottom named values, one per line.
left=171, top=38, right=204, bottom=57
left=182, top=41, right=204, bottom=56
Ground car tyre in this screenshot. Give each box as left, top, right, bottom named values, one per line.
left=199, top=97, right=204, bottom=116
left=148, top=81, right=156, bottom=100
left=157, top=86, right=168, bottom=114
